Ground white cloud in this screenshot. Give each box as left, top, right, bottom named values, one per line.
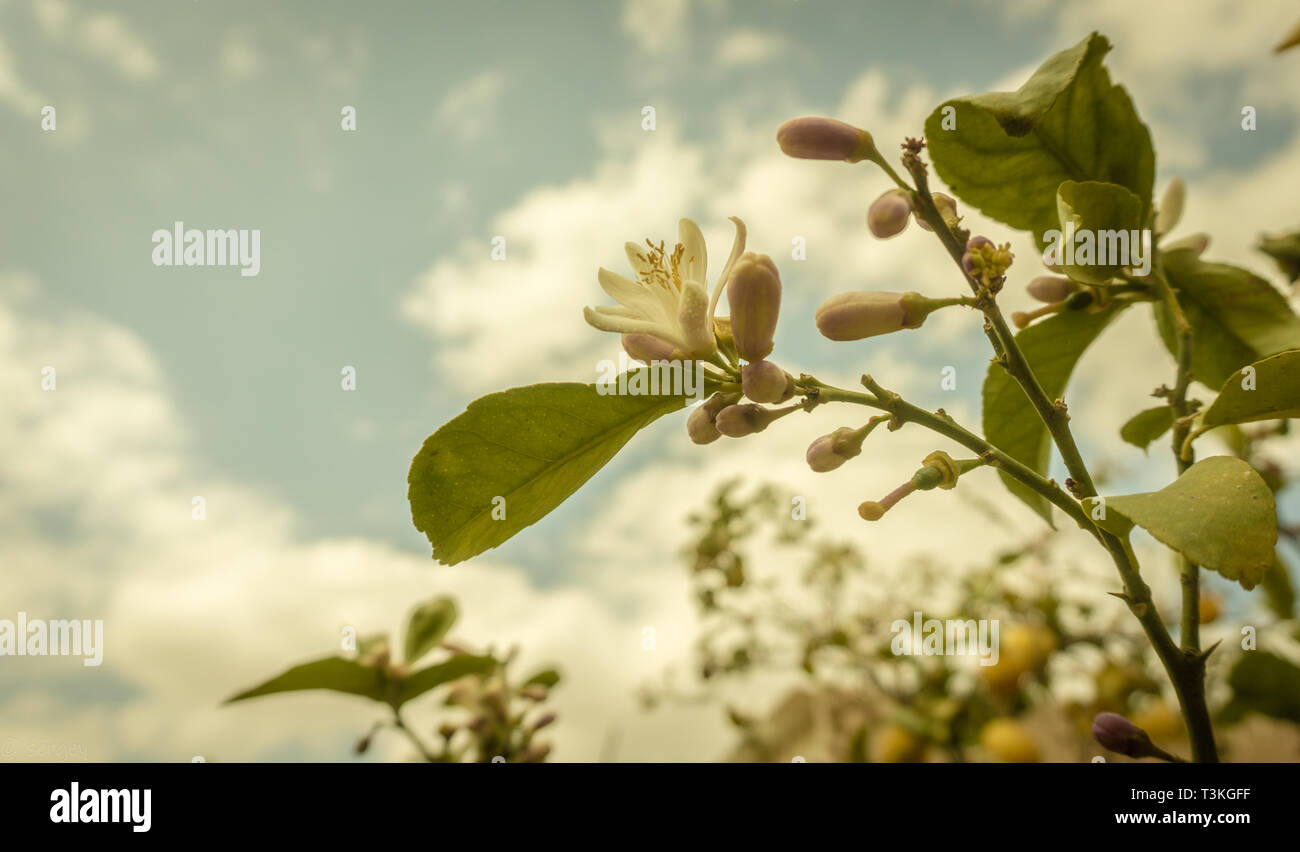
left=219, top=35, right=262, bottom=82
left=0, top=280, right=715, bottom=762
left=434, top=70, right=508, bottom=143
left=78, top=13, right=160, bottom=81
left=716, top=28, right=789, bottom=68
left=622, top=0, right=690, bottom=56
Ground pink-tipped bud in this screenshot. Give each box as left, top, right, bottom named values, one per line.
left=726, top=252, right=782, bottom=361
left=805, top=426, right=866, bottom=472
left=815, top=291, right=928, bottom=341
left=867, top=189, right=912, bottom=239
left=1026, top=275, right=1077, bottom=303
left=741, top=360, right=791, bottom=403
left=915, top=193, right=958, bottom=231
left=714, top=403, right=792, bottom=438
left=966, top=235, right=993, bottom=253
left=621, top=333, right=678, bottom=363
left=776, top=116, right=876, bottom=163
left=1091, top=712, right=1158, bottom=758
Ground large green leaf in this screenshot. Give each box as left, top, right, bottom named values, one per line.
left=409, top=375, right=692, bottom=565
left=983, top=305, right=1122, bottom=523
left=925, top=32, right=1154, bottom=249
left=396, top=654, right=496, bottom=706
left=404, top=597, right=458, bottom=665
left=224, top=657, right=386, bottom=704
left=1155, top=248, right=1300, bottom=388
left=1101, top=456, right=1277, bottom=590
left=1199, top=350, right=1300, bottom=429
left=1053, top=181, right=1144, bottom=285
left=1119, top=406, right=1174, bottom=451
left=1223, top=651, right=1300, bottom=726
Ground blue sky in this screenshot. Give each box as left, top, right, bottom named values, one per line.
left=3, top=0, right=1299, bottom=761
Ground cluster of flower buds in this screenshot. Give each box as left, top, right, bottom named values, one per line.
left=776, top=116, right=880, bottom=164
left=961, top=235, right=1014, bottom=289
left=442, top=666, right=558, bottom=763
left=815, top=290, right=958, bottom=342
left=858, top=451, right=983, bottom=521
left=865, top=189, right=961, bottom=240
left=1091, top=712, right=1177, bottom=761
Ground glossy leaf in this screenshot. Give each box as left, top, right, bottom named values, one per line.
left=409, top=375, right=692, bottom=565
left=396, top=654, right=497, bottom=706
left=925, top=32, right=1154, bottom=249
left=1119, top=406, right=1174, bottom=451
left=983, top=305, right=1122, bottom=523
left=1101, top=456, right=1277, bottom=590
left=1155, top=248, right=1300, bottom=388
left=1200, top=350, right=1300, bottom=429
left=404, top=597, right=458, bottom=665
left=1053, top=181, right=1144, bottom=285
left=224, top=657, right=386, bottom=705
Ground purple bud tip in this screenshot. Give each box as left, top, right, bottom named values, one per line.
left=776, top=116, right=873, bottom=162
left=1091, top=712, right=1154, bottom=758
left=867, top=189, right=912, bottom=239
left=966, top=235, right=994, bottom=252
left=961, top=251, right=976, bottom=274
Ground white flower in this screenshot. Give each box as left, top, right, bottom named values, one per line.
left=584, top=217, right=746, bottom=359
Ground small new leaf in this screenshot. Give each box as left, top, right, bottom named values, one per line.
left=1119, top=406, right=1174, bottom=451
left=404, top=597, right=458, bottom=665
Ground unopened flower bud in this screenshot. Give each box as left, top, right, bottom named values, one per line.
left=966, top=235, right=993, bottom=252
left=1155, top=178, right=1185, bottom=237
left=1026, top=275, right=1076, bottom=303
left=726, top=252, right=782, bottom=361
left=806, top=426, right=868, bottom=472
left=687, top=405, right=722, bottom=445
left=867, top=189, right=912, bottom=239
left=519, top=743, right=552, bottom=763
left=815, top=291, right=933, bottom=341
left=1163, top=232, right=1209, bottom=257
left=531, top=712, right=557, bottom=732
left=776, top=116, right=878, bottom=163
left=621, top=333, right=679, bottom=363
left=1091, top=712, right=1159, bottom=759
left=714, top=403, right=795, bottom=438
left=741, top=359, right=791, bottom=403
left=915, top=193, right=957, bottom=231
left=520, top=684, right=548, bottom=701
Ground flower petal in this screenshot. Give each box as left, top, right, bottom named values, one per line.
left=597, top=267, right=669, bottom=321
left=677, top=280, right=717, bottom=358
left=708, top=217, right=747, bottom=320
left=583, top=306, right=687, bottom=347
left=678, top=218, right=707, bottom=287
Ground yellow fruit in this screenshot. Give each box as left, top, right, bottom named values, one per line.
left=1131, top=703, right=1184, bottom=742
left=979, top=718, right=1040, bottom=763
left=980, top=624, right=1055, bottom=695
left=875, top=724, right=926, bottom=763
left=1198, top=593, right=1220, bottom=625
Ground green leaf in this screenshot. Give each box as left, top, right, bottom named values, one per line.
left=1101, top=456, right=1277, bottom=590
left=982, top=305, right=1122, bottom=523
left=396, top=654, right=496, bottom=707
left=1262, top=550, right=1296, bottom=620
left=925, top=32, right=1154, bottom=249
left=522, top=668, right=562, bottom=688
left=1223, top=651, right=1300, bottom=726
left=224, top=657, right=386, bottom=705
left=1200, top=350, right=1300, bottom=429
left=1053, top=181, right=1144, bottom=285
left=404, top=597, right=458, bottom=665
left=409, top=375, right=692, bottom=565
left=1155, top=248, right=1300, bottom=388
left=1257, top=230, right=1300, bottom=283
left=1119, top=406, right=1174, bottom=451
